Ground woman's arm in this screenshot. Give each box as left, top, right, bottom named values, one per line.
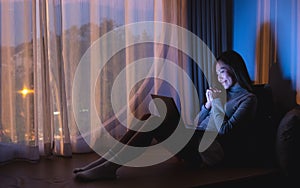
left=194, top=104, right=210, bottom=127
left=194, top=87, right=221, bottom=127
left=211, top=94, right=257, bottom=135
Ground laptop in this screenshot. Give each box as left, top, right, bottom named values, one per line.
left=150, top=94, right=196, bottom=129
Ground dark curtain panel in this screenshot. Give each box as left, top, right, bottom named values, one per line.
left=187, top=0, right=233, bottom=104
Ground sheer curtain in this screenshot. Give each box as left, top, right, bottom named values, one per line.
left=0, top=0, right=232, bottom=163
left=0, top=0, right=39, bottom=162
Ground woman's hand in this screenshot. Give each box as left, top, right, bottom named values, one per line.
left=205, top=87, right=221, bottom=109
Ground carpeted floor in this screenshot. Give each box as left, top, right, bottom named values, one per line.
left=0, top=151, right=285, bottom=188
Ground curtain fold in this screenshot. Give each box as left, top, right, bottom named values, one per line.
left=187, top=0, right=233, bottom=105
left=0, top=0, right=232, bottom=163
left=40, top=0, right=72, bottom=156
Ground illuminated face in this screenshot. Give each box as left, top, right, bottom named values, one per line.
left=216, top=61, right=236, bottom=90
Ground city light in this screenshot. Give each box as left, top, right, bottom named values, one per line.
left=18, top=87, right=34, bottom=98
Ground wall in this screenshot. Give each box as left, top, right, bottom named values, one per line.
left=233, top=0, right=300, bottom=122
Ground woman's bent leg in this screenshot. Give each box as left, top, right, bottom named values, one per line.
left=175, top=130, right=204, bottom=168
left=75, top=115, right=159, bottom=181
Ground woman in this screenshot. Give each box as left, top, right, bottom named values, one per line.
left=73, top=50, right=257, bottom=181
left=195, top=50, right=257, bottom=166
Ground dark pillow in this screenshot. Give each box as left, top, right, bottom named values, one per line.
left=276, top=106, right=300, bottom=177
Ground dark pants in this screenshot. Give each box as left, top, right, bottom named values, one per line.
left=111, top=113, right=203, bottom=166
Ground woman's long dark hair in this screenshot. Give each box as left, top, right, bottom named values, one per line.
left=217, top=50, right=253, bottom=92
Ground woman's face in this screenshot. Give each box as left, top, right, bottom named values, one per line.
left=216, top=61, right=236, bottom=89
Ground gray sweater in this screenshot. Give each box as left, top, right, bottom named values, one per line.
left=194, top=83, right=257, bottom=135
left=194, top=83, right=258, bottom=165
